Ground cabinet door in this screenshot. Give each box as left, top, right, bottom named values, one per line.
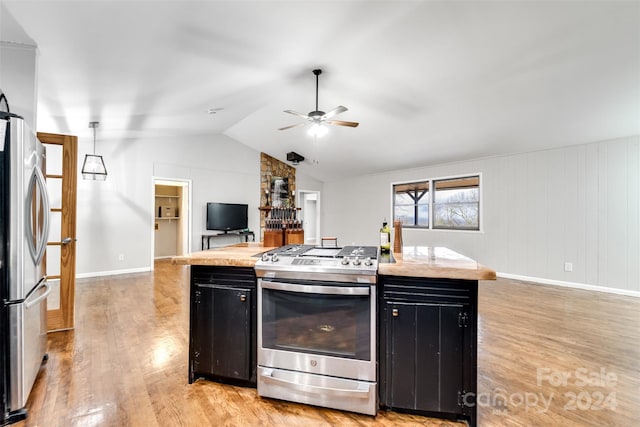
left=385, top=301, right=465, bottom=414
left=192, top=284, right=252, bottom=381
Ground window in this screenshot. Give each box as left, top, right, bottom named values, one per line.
left=392, top=175, right=480, bottom=231
left=433, top=176, right=480, bottom=230
left=393, top=181, right=429, bottom=227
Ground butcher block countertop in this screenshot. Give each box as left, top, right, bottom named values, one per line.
left=171, top=242, right=275, bottom=267
left=378, top=246, right=496, bottom=280
left=172, top=243, right=496, bottom=281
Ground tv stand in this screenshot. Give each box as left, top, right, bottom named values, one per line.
left=201, top=231, right=255, bottom=250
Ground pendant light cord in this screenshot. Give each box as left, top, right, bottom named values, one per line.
left=89, top=121, right=99, bottom=155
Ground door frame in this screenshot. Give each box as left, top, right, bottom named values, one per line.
left=296, top=189, right=321, bottom=246
left=37, top=132, right=77, bottom=331
left=150, top=177, right=192, bottom=268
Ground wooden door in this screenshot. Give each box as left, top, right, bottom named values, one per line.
left=37, top=132, right=77, bottom=331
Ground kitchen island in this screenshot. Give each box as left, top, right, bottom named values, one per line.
left=173, top=243, right=495, bottom=427
left=173, top=243, right=496, bottom=280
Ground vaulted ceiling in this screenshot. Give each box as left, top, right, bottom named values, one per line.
left=2, top=1, right=639, bottom=181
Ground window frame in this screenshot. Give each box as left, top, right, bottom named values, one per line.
left=391, top=173, right=482, bottom=232
left=391, top=179, right=430, bottom=229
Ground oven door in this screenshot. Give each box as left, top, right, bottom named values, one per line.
left=258, top=278, right=376, bottom=382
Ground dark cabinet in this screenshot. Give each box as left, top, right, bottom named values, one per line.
left=379, top=275, right=477, bottom=427
left=189, top=266, right=257, bottom=386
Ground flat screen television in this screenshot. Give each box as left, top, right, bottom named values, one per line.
left=206, top=202, right=248, bottom=233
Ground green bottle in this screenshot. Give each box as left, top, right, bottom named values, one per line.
left=380, top=219, right=391, bottom=253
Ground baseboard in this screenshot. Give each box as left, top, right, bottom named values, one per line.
left=76, top=266, right=151, bottom=279
left=497, top=272, right=640, bottom=298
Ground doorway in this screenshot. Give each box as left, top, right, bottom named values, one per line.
left=38, top=132, right=77, bottom=332
left=152, top=178, right=191, bottom=265
left=297, top=190, right=321, bottom=246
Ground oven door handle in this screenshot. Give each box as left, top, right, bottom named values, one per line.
left=260, top=369, right=371, bottom=399
left=261, top=281, right=369, bottom=296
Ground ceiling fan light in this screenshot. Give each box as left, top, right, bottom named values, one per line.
left=308, top=123, right=328, bottom=138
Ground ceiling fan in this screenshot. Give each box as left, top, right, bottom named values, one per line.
left=279, top=69, right=359, bottom=136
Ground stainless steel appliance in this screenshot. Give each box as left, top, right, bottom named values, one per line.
left=1, top=110, right=51, bottom=424
left=255, top=245, right=378, bottom=415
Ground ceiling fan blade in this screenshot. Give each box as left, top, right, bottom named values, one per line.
left=321, top=105, right=348, bottom=120
left=325, top=120, right=359, bottom=128
left=284, top=110, right=310, bottom=120
left=278, top=123, right=306, bottom=131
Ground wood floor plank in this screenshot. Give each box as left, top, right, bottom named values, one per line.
left=13, top=260, right=639, bottom=426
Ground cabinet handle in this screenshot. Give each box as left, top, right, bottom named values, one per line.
left=392, top=308, right=399, bottom=317
left=240, top=294, right=247, bottom=302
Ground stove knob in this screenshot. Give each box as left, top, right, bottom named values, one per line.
left=271, top=254, right=279, bottom=262
left=364, top=257, right=373, bottom=266
left=261, top=253, right=271, bottom=262
left=352, top=256, right=361, bottom=266
left=341, top=257, right=350, bottom=265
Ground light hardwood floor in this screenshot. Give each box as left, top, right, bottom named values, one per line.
left=15, top=260, right=640, bottom=426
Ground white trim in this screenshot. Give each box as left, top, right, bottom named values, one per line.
left=151, top=176, right=193, bottom=270
left=497, top=272, right=640, bottom=298
left=0, top=41, right=38, bottom=50
left=296, top=189, right=321, bottom=246
left=402, top=227, right=485, bottom=234
left=76, top=266, right=151, bottom=279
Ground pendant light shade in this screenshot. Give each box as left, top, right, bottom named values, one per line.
left=81, top=154, right=107, bottom=180
left=82, top=121, right=107, bottom=180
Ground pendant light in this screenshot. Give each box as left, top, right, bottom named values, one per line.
left=81, top=121, right=107, bottom=180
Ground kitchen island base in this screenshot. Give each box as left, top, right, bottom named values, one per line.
left=378, top=275, right=478, bottom=427
left=177, top=244, right=493, bottom=426
left=188, top=265, right=257, bottom=387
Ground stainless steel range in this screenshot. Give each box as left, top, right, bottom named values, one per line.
left=255, top=244, right=378, bottom=415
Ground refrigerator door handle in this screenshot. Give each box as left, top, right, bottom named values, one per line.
left=24, top=278, right=51, bottom=309
left=26, top=166, right=50, bottom=265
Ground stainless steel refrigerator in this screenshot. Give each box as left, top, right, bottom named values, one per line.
left=1, top=108, right=51, bottom=424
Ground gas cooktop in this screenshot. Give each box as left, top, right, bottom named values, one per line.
left=255, top=244, right=379, bottom=276
left=263, top=244, right=378, bottom=259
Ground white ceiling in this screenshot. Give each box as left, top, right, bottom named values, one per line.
left=2, top=0, right=639, bottom=181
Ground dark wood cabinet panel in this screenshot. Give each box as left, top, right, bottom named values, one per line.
left=379, top=275, right=477, bottom=427
left=192, top=284, right=252, bottom=380
left=189, top=266, right=257, bottom=386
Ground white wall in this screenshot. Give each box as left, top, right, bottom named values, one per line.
left=0, top=41, right=37, bottom=127
left=295, top=170, right=323, bottom=193
left=323, top=136, right=640, bottom=293
left=75, top=132, right=260, bottom=276
left=1, top=3, right=38, bottom=126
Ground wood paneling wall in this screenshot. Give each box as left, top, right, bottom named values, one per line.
left=323, top=135, right=640, bottom=293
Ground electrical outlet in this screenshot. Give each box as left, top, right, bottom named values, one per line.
left=564, top=262, right=573, bottom=272
left=118, top=254, right=125, bottom=261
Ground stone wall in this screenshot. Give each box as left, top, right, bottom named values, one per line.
left=260, top=152, right=296, bottom=237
